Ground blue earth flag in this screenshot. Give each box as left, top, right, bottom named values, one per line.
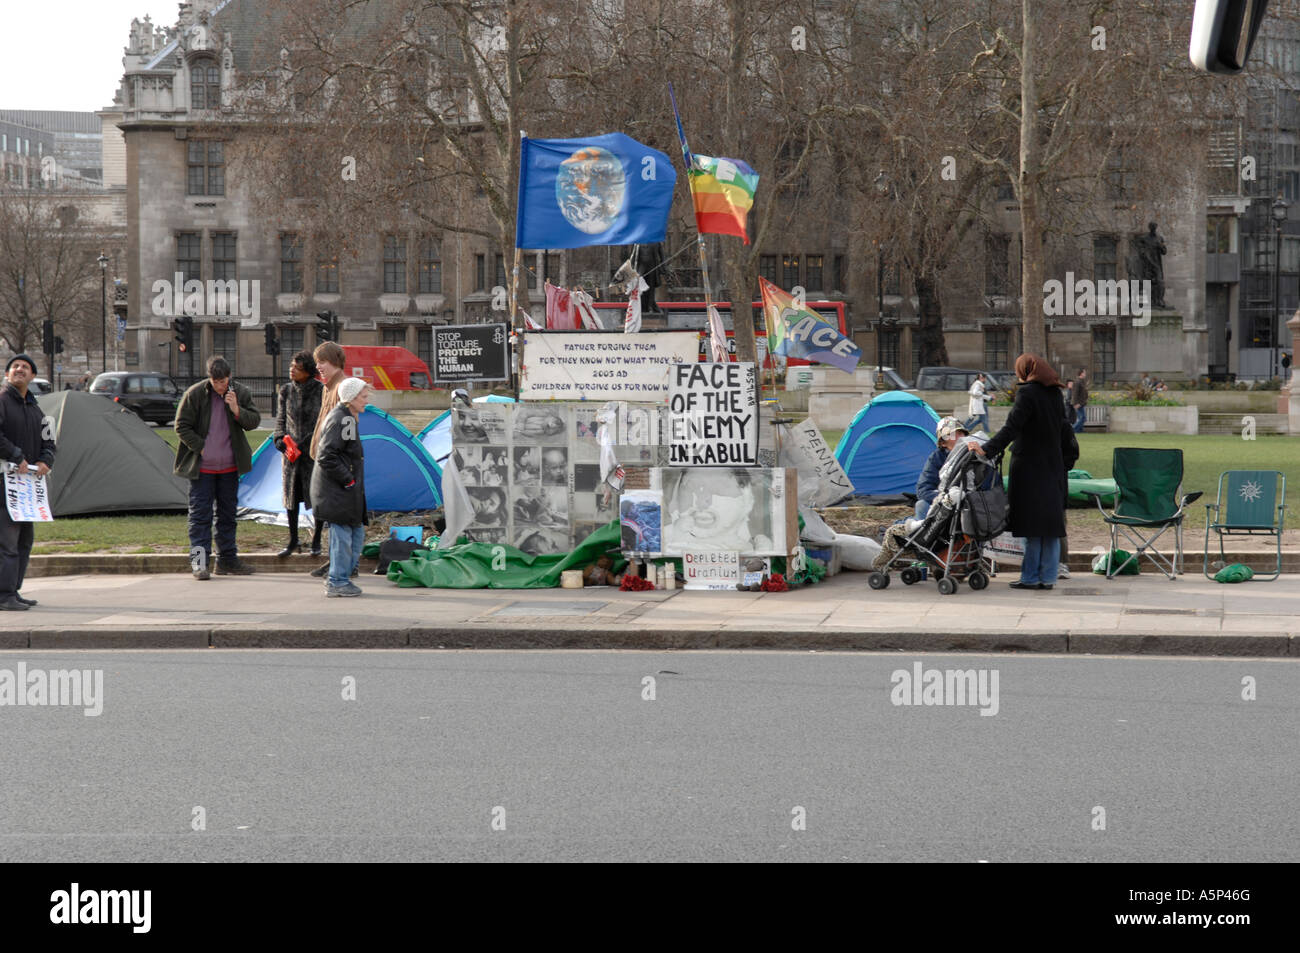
left=515, top=133, right=677, bottom=249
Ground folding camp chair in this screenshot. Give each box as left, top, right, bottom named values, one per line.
left=1086, top=448, right=1203, bottom=579
left=1203, top=470, right=1286, bottom=580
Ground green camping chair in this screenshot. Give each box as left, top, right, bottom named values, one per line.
left=1203, top=471, right=1286, bottom=580
left=1086, top=448, right=1203, bottom=579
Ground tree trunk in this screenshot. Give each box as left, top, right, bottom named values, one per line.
left=1018, top=0, right=1046, bottom=357
left=913, top=275, right=949, bottom=367
left=724, top=0, right=757, bottom=365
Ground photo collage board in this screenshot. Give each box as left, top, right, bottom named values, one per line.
left=450, top=402, right=669, bottom=555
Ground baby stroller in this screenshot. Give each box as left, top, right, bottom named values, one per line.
left=867, top=441, right=1005, bottom=595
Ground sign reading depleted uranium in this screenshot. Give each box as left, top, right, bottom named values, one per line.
left=433, top=323, right=509, bottom=384
left=521, top=331, right=700, bottom=400
left=668, top=362, right=758, bottom=466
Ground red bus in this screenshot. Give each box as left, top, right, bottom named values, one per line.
left=590, top=299, right=850, bottom=365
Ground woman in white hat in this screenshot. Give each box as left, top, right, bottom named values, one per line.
left=310, top=377, right=372, bottom=596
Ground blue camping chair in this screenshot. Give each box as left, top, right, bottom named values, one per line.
left=1203, top=471, right=1286, bottom=580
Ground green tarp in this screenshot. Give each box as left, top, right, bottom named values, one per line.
left=36, top=391, right=189, bottom=516
left=387, top=520, right=626, bottom=589
left=1003, top=469, right=1118, bottom=506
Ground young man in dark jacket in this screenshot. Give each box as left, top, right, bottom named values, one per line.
left=173, top=355, right=261, bottom=579
left=0, top=354, right=56, bottom=610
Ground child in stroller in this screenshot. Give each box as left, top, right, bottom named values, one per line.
left=869, top=437, right=1001, bottom=595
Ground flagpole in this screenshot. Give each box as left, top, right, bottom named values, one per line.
left=512, top=132, right=525, bottom=399
left=670, top=84, right=724, bottom=366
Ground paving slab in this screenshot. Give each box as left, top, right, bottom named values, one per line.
left=4, top=570, right=1300, bottom=657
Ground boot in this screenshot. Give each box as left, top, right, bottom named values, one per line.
left=277, top=539, right=302, bottom=558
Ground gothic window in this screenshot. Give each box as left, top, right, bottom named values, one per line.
left=190, top=56, right=220, bottom=110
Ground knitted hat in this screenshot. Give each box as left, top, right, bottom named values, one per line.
left=5, top=353, right=37, bottom=376
left=338, top=376, right=367, bottom=404
left=935, top=416, right=967, bottom=441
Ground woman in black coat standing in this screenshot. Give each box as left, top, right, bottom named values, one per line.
left=968, top=353, right=1069, bottom=590
left=273, top=350, right=324, bottom=557
left=311, top=377, right=371, bottom=597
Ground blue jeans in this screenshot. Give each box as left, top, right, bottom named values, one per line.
left=327, top=522, right=365, bottom=588
left=188, top=471, right=239, bottom=561
left=964, top=412, right=989, bottom=433
left=1072, top=406, right=1086, bottom=433
left=915, top=499, right=931, bottom=519
left=1020, top=536, right=1061, bottom=585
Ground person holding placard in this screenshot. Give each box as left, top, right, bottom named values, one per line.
left=0, top=353, right=55, bottom=611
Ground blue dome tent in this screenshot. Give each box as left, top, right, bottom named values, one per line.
left=239, top=405, right=443, bottom=516
left=833, top=391, right=941, bottom=497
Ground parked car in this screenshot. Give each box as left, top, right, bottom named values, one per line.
left=29, top=377, right=52, bottom=395
left=341, top=346, right=434, bottom=390
left=915, top=367, right=1014, bottom=392
left=89, top=372, right=182, bottom=425
left=870, top=366, right=914, bottom=390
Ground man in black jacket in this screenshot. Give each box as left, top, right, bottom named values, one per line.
left=0, top=354, right=56, bottom=610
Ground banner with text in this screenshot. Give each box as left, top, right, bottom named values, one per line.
left=4, top=468, right=53, bottom=522
left=668, top=362, right=758, bottom=466
left=521, top=331, right=700, bottom=401
left=432, top=323, right=509, bottom=384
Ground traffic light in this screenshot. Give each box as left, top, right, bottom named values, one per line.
left=264, top=324, right=280, bottom=356
left=54, top=336, right=64, bottom=354
left=173, top=315, right=193, bottom=352
left=316, top=309, right=337, bottom=342
left=42, top=320, right=54, bottom=355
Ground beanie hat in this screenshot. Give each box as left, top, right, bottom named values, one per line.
left=935, top=416, right=967, bottom=441
left=338, top=377, right=367, bottom=404
left=5, top=353, right=37, bottom=376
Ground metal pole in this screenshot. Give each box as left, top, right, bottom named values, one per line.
left=1275, top=220, right=1282, bottom=379
left=100, top=266, right=107, bottom=373
left=877, top=249, right=884, bottom=377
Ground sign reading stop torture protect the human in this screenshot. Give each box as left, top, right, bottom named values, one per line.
left=432, top=323, right=510, bottom=384
left=667, top=362, right=758, bottom=466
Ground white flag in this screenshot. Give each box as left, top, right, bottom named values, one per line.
left=707, top=304, right=728, bottom=363
left=437, top=453, right=474, bottom=550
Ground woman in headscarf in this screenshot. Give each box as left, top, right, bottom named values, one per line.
left=967, top=353, right=1070, bottom=590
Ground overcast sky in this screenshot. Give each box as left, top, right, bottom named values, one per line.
left=3, top=2, right=183, bottom=112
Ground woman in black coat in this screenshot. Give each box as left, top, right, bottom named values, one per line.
left=310, top=377, right=371, bottom=595
left=969, top=353, right=1069, bottom=590
left=273, top=350, right=324, bottom=557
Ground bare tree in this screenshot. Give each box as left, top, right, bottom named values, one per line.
left=0, top=187, right=114, bottom=357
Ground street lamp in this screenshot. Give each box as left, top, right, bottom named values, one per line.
left=97, top=253, right=109, bottom=373
left=1272, top=197, right=1288, bottom=379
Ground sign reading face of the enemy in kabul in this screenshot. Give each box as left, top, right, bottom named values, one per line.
left=667, top=362, right=758, bottom=466
left=432, top=323, right=509, bottom=384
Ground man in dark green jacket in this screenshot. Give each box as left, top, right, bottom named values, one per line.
left=174, top=355, right=261, bottom=579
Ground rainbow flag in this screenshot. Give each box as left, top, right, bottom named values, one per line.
left=688, top=154, right=759, bottom=244
left=668, top=84, right=758, bottom=244
left=759, top=277, right=860, bottom=373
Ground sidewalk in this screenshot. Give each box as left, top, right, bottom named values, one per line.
left=5, top=567, right=1299, bottom=657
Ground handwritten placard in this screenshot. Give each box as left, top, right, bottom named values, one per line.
left=682, top=550, right=740, bottom=590
left=521, top=331, right=700, bottom=401
left=788, top=418, right=854, bottom=506
left=4, top=467, right=53, bottom=522
left=668, top=362, right=758, bottom=466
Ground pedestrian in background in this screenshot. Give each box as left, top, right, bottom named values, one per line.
left=964, top=372, right=989, bottom=433
left=174, top=355, right=261, bottom=580
left=309, top=341, right=347, bottom=578
left=0, top=354, right=55, bottom=611
left=968, top=354, right=1069, bottom=590
left=311, top=377, right=371, bottom=597
left=273, top=349, right=324, bottom=558
left=1071, top=367, right=1089, bottom=434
